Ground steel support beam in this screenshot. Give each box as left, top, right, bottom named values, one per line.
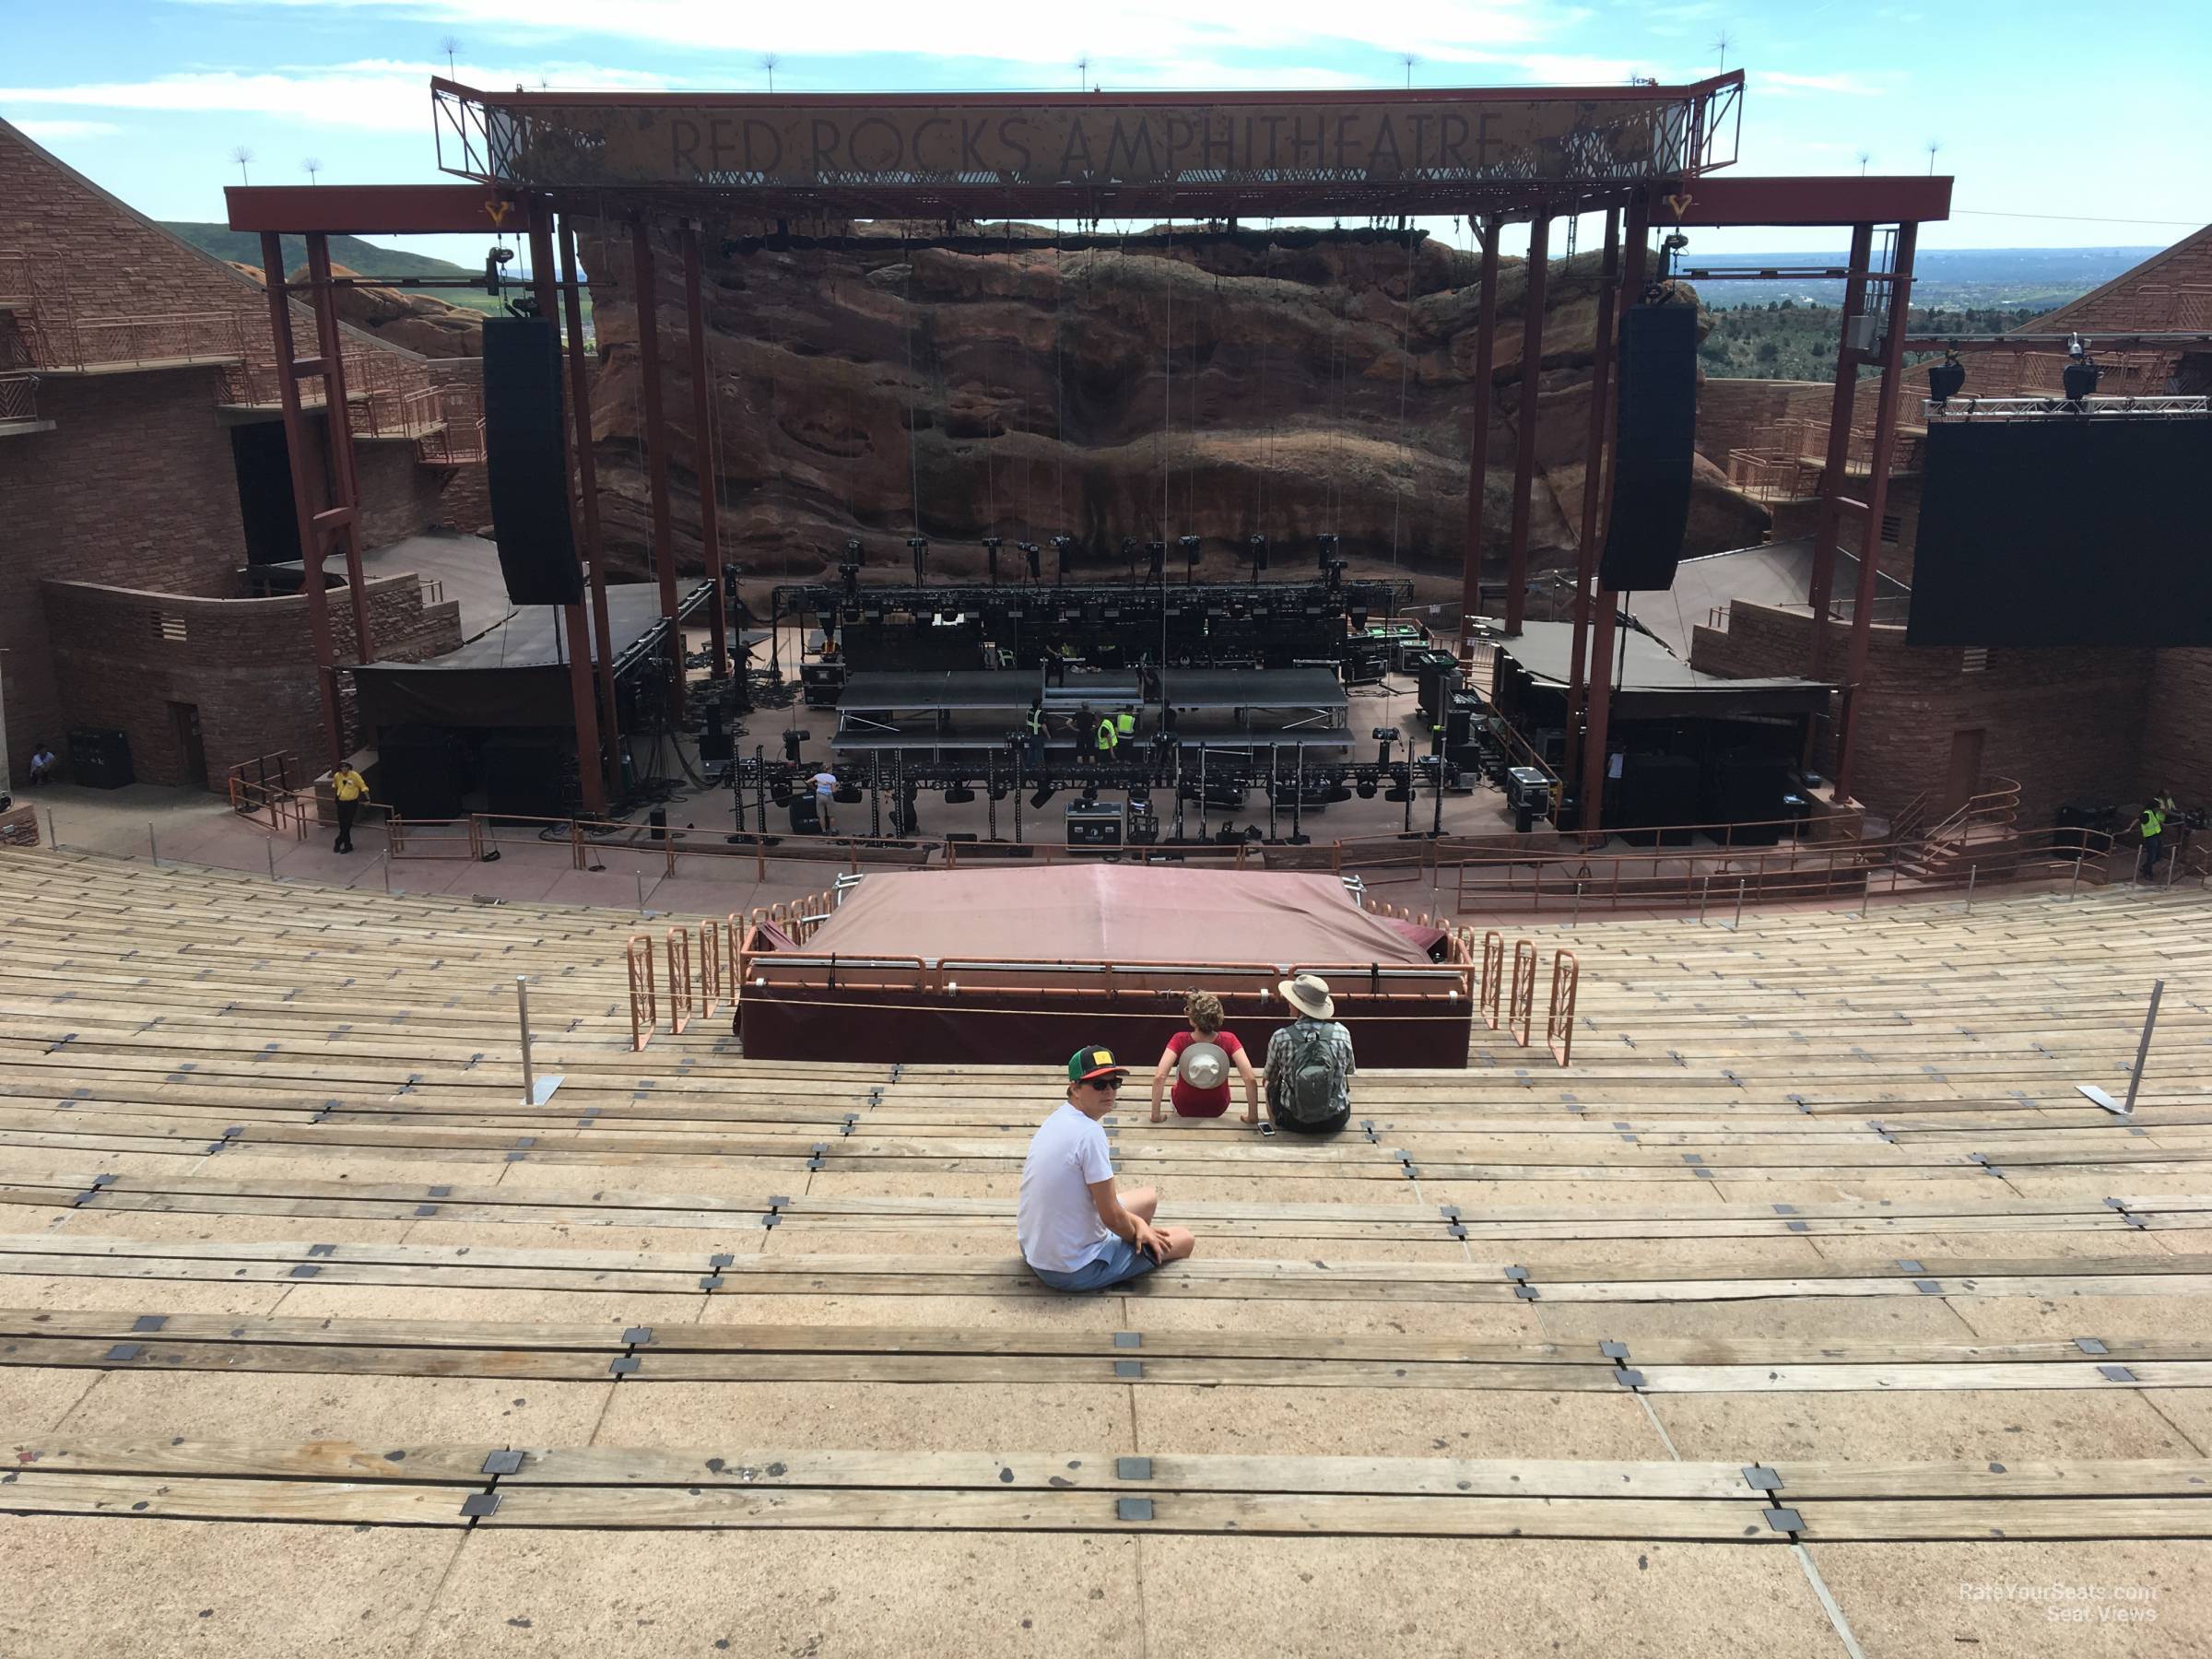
left=1504, top=213, right=1549, bottom=636
left=527, top=204, right=607, bottom=816
left=302, top=235, right=375, bottom=668
left=1458, top=217, right=1501, bottom=644
left=256, top=233, right=345, bottom=767
left=680, top=222, right=730, bottom=679
left=631, top=219, right=685, bottom=719
left=1806, top=223, right=1875, bottom=686
left=1577, top=194, right=1649, bottom=841
left=1560, top=206, right=1621, bottom=794
left=1832, top=222, right=1918, bottom=807
left=228, top=183, right=522, bottom=235
left=560, top=217, right=625, bottom=806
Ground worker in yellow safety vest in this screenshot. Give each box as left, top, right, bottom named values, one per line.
left=2138, top=797, right=2168, bottom=883
left=331, top=762, right=369, bottom=855
left=1095, top=714, right=1120, bottom=758
left=1115, top=707, right=1137, bottom=742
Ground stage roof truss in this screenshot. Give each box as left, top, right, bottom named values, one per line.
left=428, top=76, right=1744, bottom=218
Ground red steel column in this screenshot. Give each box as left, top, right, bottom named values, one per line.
left=302, top=235, right=374, bottom=666
left=1806, top=223, right=1876, bottom=681
left=1577, top=194, right=1649, bottom=840
left=680, top=221, right=730, bottom=678
left=1504, top=212, right=1550, bottom=636
left=1560, top=206, right=1622, bottom=794
left=528, top=201, right=607, bottom=816
left=631, top=218, right=685, bottom=718
left=257, top=232, right=344, bottom=766
left=1832, top=222, right=1917, bottom=807
left=560, top=216, right=625, bottom=804
left=1457, top=217, right=1502, bottom=645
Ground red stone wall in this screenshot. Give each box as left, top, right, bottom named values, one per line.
left=354, top=437, right=450, bottom=548
left=1696, top=379, right=1836, bottom=468
left=40, top=576, right=462, bottom=789
left=2141, top=649, right=2212, bottom=811
left=1691, top=602, right=2152, bottom=828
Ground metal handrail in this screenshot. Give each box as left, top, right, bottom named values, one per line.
left=1508, top=940, right=1537, bottom=1048
left=1479, top=932, right=1505, bottom=1030
left=1546, top=951, right=1579, bottom=1068
left=625, top=935, right=657, bottom=1052
left=665, top=927, right=693, bottom=1035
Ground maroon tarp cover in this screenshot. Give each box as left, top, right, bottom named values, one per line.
left=796, top=865, right=1433, bottom=966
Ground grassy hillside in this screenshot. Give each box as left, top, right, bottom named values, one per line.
left=1700, top=302, right=2048, bottom=382
left=161, top=222, right=477, bottom=280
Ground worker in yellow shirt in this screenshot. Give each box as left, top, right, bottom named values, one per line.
left=331, top=762, right=369, bottom=855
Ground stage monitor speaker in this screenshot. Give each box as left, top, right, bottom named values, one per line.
left=787, top=796, right=820, bottom=834
left=482, top=316, right=583, bottom=606
left=66, top=726, right=135, bottom=790
left=1907, top=415, right=2212, bottom=646
left=1597, top=304, right=1698, bottom=594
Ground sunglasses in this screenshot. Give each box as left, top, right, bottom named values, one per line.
left=1084, top=1076, right=1126, bottom=1090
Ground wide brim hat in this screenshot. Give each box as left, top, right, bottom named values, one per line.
left=1177, top=1041, right=1230, bottom=1089
left=1278, top=973, right=1335, bottom=1019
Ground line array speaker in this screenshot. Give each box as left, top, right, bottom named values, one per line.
left=1598, top=303, right=1698, bottom=594
left=483, top=315, right=583, bottom=606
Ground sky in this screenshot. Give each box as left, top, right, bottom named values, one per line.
left=4, top=0, right=2207, bottom=268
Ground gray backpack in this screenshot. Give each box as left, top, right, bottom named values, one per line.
left=1282, top=1020, right=1341, bottom=1124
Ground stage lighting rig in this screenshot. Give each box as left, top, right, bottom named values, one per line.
left=1146, top=539, right=1166, bottom=582
left=1316, top=532, right=1339, bottom=572
left=1178, top=535, right=1202, bottom=579
left=1050, top=534, right=1074, bottom=584
left=906, top=535, right=930, bottom=582
left=982, top=535, right=1003, bottom=583
left=483, top=242, right=514, bottom=299
left=1018, top=541, right=1041, bottom=581
left=1248, top=534, right=1269, bottom=579
left=2063, top=335, right=2100, bottom=404
left=1926, top=350, right=1966, bottom=406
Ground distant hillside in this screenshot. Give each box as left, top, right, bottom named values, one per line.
left=161, top=221, right=477, bottom=280
left=1700, top=303, right=2046, bottom=382
left=1696, top=245, right=2165, bottom=312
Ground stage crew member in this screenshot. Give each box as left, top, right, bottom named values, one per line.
left=330, top=761, right=369, bottom=855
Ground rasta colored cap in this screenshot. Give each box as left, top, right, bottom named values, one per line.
left=1067, top=1045, right=1129, bottom=1083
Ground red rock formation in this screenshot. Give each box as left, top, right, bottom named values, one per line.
left=580, top=221, right=1767, bottom=606
left=278, top=263, right=483, bottom=359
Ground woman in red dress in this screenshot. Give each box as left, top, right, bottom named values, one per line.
left=1148, top=991, right=1263, bottom=1124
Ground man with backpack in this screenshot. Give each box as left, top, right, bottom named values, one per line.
left=1264, top=972, right=1355, bottom=1137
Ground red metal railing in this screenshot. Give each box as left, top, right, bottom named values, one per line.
left=1479, top=931, right=1505, bottom=1030
left=1508, top=939, right=1537, bottom=1048
left=1546, top=951, right=1578, bottom=1067
left=625, top=935, right=658, bottom=1052
left=53, top=311, right=250, bottom=369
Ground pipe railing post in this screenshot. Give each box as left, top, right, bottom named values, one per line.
left=1699, top=872, right=1712, bottom=926
left=45, top=808, right=57, bottom=848
left=266, top=840, right=278, bottom=882
left=516, top=975, right=562, bottom=1104
left=147, top=823, right=159, bottom=865
left=636, top=871, right=647, bottom=913
left=1965, top=862, right=1979, bottom=912
left=1732, top=877, right=1746, bottom=932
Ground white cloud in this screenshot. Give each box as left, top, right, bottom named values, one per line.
left=1756, top=70, right=1884, bottom=97
left=159, top=0, right=1553, bottom=70
left=6, top=118, right=124, bottom=139
left=0, top=57, right=673, bottom=133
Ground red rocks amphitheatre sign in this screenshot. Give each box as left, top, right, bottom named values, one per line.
left=433, top=79, right=1740, bottom=205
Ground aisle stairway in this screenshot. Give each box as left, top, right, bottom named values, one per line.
left=3, top=845, right=2210, bottom=1657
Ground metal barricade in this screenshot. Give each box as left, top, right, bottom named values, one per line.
left=697, top=919, right=723, bottom=1018
left=625, top=935, right=658, bottom=1053
left=1479, top=931, right=1505, bottom=1030
left=1546, top=951, right=1579, bottom=1068
left=1508, top=938, right=1537, bottom=1048
left=665, top=927, right=694, bottom=1035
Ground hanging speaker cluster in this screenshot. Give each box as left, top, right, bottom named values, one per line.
left=482, top=316, right=583, bottom=606
left=1597, top=303, right=1698, bottom=594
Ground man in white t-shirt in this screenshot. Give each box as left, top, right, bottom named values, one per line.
left=809, top=766, right=839, bottom=833
left=1018, top=1045, right=1197, bottom=1291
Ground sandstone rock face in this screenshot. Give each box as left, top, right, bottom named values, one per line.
left=580, top=222, right=1767, bottom=606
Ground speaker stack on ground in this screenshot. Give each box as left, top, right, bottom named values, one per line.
left=1598, top=302, right=1698, bottom=594
left=482, top=316, right=584, bottom=607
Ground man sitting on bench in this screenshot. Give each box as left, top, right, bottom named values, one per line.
left=1018, top=1045, right=1196, bottom=1291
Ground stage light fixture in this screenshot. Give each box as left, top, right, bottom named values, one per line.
left=944, top=785, right=976, bottom=805
left=1020, top=541, right=1041, bottom=580
left=1030, top=784, right=1057, bottom=808
left=906, top=535, right=930, bottom=582
left=982, top=536, right=1003, bottom=583
left=1925, top=351, right=1966, bottom=405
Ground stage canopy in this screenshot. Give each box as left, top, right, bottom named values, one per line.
left=1500, top=619, right=1831, bottom=721
left=354, top=581, right=709, bottom=729
left=800, top=865, right=1436, bottom=969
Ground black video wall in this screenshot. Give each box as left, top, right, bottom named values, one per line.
left=1907, top=416, right=2212, bottom=647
